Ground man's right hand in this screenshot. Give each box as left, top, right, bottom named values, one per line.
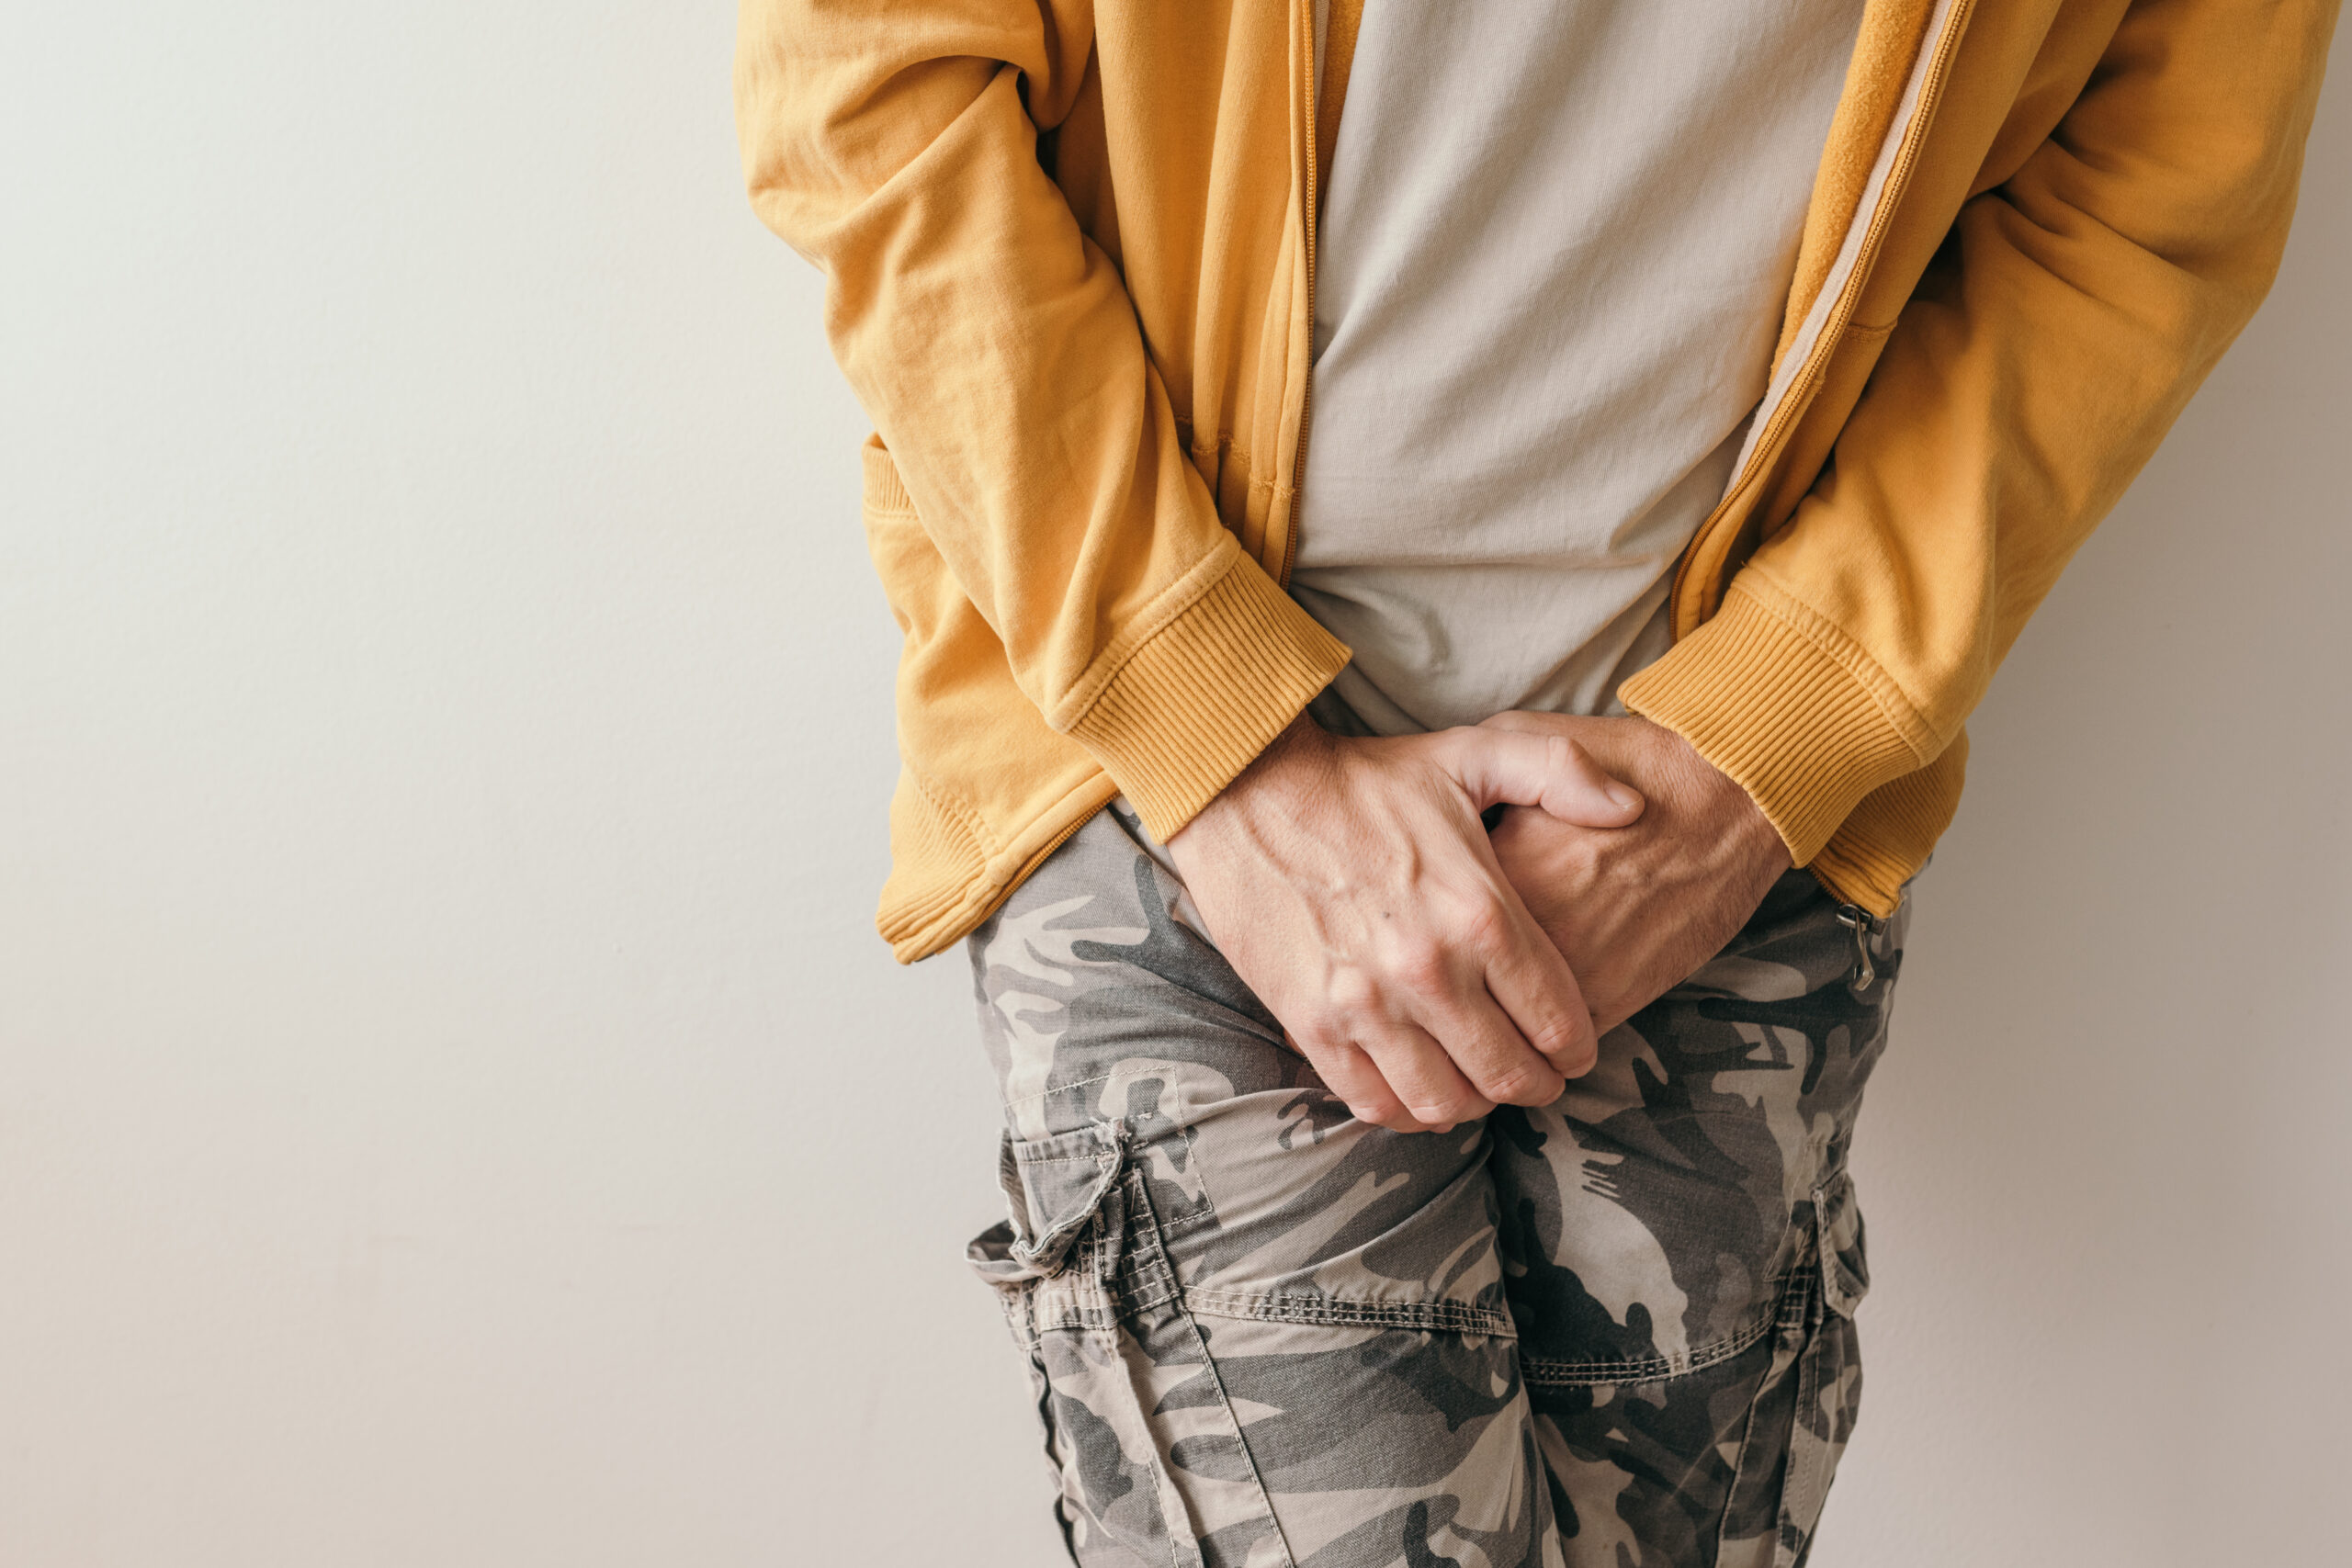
left=1163, top=714, right=1644, bottom=1133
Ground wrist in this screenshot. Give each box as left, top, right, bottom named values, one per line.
left=1713, top=764, right=1794, bottom=877
left=1166, top=712, right=1330, bottom=852
left=1646, top=717, right=1792, bottom=874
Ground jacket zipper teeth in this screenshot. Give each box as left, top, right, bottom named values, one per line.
left=1032, top=807, right=1093, bottom=869
left=1668, top=0, right=1978, bottom=631
left=1278, top=0, right=1317, bottom=589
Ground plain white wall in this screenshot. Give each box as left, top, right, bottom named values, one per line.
left=2, top=7, right=2343, bottom=1564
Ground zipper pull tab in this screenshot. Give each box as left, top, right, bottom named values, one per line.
left=1834, top=906, right=1878, bottom=997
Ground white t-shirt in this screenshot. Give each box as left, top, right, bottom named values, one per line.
left=1295, top=0, right=1866, bottom=735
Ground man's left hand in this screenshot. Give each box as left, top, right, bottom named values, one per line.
left=1480, top=712, right=1793, bottom=1036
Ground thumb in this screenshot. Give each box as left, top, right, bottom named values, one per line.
left=1431, top=728, right=1645, bottom=827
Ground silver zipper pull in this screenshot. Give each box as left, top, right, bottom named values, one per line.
left=1833, top=906, right=1878, bottom=996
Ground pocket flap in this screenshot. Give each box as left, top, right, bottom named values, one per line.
left=985, top=1122, right=1126, bottom=1281
left=1814, top=1172, right=1871, bottom=1319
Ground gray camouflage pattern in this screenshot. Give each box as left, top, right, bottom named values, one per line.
left=966, top=803, right=1907, bottom=1567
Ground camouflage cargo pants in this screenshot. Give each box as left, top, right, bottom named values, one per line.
left=966, top=804, right=1908, bottom=1568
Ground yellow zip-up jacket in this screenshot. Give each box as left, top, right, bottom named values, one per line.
left=737, top=0, right=2336, bottom=962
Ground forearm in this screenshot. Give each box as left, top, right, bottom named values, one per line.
left=737, top=0, right=1348, bottom=839
left=1622, top=0, right=2337, bottom=867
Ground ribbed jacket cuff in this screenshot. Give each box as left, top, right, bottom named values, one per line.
left=1618, top=580, right=1936, bottom=865
left=1063, top=550, right=1351, bottom=843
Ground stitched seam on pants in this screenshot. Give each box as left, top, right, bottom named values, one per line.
left=1712, top=1333, right=1777, bottom=1560
left=1773, top=1258, right=1822, bottom=1330
left=1004, top=1066, right=1185, bottom=1111
left=1108, top=1278, right=1182, bottom=1316
left=1125, top=1162, right=1299, bottom=1566
left=1033, top=1302, right=1124, bottom=1334
left=1154, top=1209, right=1218, bottom=1238
left=1785, top=1275, right=1826, bottom=1566
left=1020, top=1122, right=1224, bottom=1237
left=1520, top=1298, right=1784, bottom=1387
left=1181, top=1288, right=1517, bottom=1338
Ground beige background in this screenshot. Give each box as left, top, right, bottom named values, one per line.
left=3, top=7, right=2345, bottom=1564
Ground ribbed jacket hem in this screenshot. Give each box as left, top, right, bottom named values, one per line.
left=860, top=438, right=914, bottom=513
left=1805, top=727, right=1967, bottom=916
left=876, top=769, right=1118, bottom=963
left=1618, top=580, right=1939, bottom=868
left=1063, top=548, right=1351, bottom=843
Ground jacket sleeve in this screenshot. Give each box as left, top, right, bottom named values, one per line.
left=1620, top=0, right=2340, bottom=865
left=734, top=1, right=1349, bottom=840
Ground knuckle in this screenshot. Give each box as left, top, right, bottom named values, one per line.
left=1456, top=897, right=1512, bottom=951
left=1286, top=1020, right=1345, bottom=1062
left=1325, top=969, right=1378, bottom=1016
left=1527, top=1016, right=1586, bottom=1060
left=1483, top=1064, right=1564, bottom=1106
left=1555, top=1037, right=1601, bottom=1077
left=1388, top=935, right=1448, bottom=990
left=1421, top=1093, right=1482, bottom=1125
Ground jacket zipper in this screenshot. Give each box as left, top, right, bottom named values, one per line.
left=1668, top=0, right=1979, bottom=631
left=1277, top=0, right=1319, bottom=589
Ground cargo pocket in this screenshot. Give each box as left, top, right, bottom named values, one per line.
left=967, top=1120, right=1284, bottom=1568
left=968, top=1122, right=1130, bottom=1292
left=1716, top=1170, right=1871, bottom=1568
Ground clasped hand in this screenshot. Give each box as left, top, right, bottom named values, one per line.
left=1163, top=712, right=1792, bottom=1133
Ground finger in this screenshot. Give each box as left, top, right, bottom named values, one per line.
left=1358, top=1022, right=1497, bottom=1129
left=1433, top=728, right=1643, bottom=828
left=1475, top=709, right=1554, bottom=737
left=1408, top=987, right=1567, bottom=1108
left=1480, top=899, right=1600, bottom=1075
left=1442, top=869, right=1599, bottom=1073
left=1292, top=1033, right=1423, bottom=1129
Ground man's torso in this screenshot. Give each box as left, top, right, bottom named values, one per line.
left=1295, top=0, right=1868, bottom=734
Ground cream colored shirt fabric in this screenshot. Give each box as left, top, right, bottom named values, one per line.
left=1295, top=0, right=1867, bottom=736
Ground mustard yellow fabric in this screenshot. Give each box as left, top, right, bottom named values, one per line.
left=737, top=0, right=2337, bottom=961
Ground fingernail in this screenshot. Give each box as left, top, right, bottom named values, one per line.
left=1606, top=782, right=1641, bottom=811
